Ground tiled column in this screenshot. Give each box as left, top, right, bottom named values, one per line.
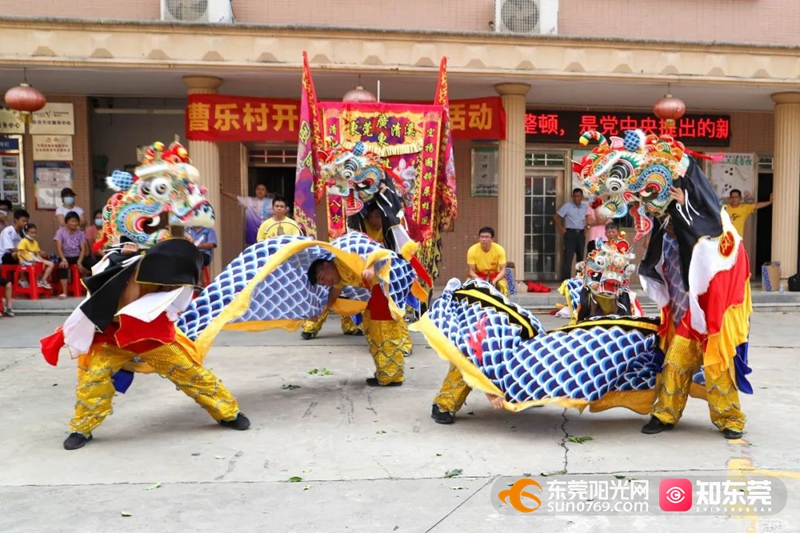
left=183, top=75, right=223, bottom=276
left=771, top=92, right=800, bottom=279
left=495, top=83, right=530, bottom=276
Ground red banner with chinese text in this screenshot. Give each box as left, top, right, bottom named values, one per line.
left=186, top=94, right=505, bottom=142
left=318, top=102, right=445, bottom=242
left=186, top=94, right=301, bottom=142
left=448, top=96, right=505, bottom=141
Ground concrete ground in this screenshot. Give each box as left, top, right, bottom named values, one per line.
left=1, top=313, right=799, bottom=533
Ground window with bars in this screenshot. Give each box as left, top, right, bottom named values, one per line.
left=525, top=152, right=566, bottom=168
left=248, top=147, right=298, bottom=166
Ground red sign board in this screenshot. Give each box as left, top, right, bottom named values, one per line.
left=524, top=111, right=731, bottom=147
left=186, top=95, right=506, bottom=142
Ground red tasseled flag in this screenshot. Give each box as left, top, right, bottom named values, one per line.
left=40, top=327, right=65, bottom=366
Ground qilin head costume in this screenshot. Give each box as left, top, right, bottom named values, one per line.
left=574, top=128, right=753, bottom=439
left=320, top=141, right=413, bottom=254
left=93, top=141, right=214, bottom=253
left=579, top=238, right=636, bottom=298
left=575, top=130, right=687, bottom=242
left=566, top=238, right=642, bottom=322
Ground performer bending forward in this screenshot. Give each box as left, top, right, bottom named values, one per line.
left=41, top=240, right=250, bottom=450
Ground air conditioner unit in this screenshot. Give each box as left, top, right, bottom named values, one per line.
left=161, top=0, right=234, bottom=23
left=494, top=0, right=558, bottom=35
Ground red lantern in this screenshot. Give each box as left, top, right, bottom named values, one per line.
left=653, top=93, right=686, bottom=130
left=4, top=83, right=47, bottom=121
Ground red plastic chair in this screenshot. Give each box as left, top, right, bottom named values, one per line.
left=0, top=264, right=17, bottom=283
left=14, top=263, right=50, bottom=300
left=66, top=264, right=85, bottom=297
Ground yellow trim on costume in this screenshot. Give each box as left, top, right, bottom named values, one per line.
left=413, top=313, right=706, bottom=415
left=411, top=314, right=505, bottom=398
left=401, top=241, right=419, bottom=261
left=454, top=288, right=535, bottom=339
left=330, top=298, right=369, bottom=316
left=553, top=317, right=660, bottom=333
left=222, top=318, right=305, bottom=332
left=193, top=239, right=402, bottom=360
left=703, top=279, right=752, bottom=379
left=558, top=279, right=578, bottom=324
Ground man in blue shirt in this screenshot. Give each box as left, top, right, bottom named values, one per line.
left=186, top=226, right=217, bottom=267
left=553, top=188, right=589, bottom=280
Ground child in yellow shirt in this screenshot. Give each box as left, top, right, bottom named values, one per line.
left=18, top=224, right=54, bottom=289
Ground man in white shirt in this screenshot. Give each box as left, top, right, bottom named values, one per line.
left=1, top=209, right=28, bottom=264
left=553, top=188, right=589, bottom=280
left=55, top=188, right=86, bottom=228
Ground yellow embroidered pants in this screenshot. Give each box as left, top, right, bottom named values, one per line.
left=70, top=339, right=241, bottom=437
left=302, top=309, right=361, bottom=337
left=652, top=335, right=745, bottom=432
left=433, top=364, right=472, bottom=413
left=362, top=311, right=410, bottom=385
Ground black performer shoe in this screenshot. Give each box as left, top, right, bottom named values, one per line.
left=431, top=405, right=455, bottom=425
left=63, top=432, right=92, bottom=450
left=365, top=377, right=402, bottom=387
left=219, top=413, right=251, bottom=430
left=641, top=416, right=674, bottom=434
left=343, top=330, right=364, bottom=336
left=722, top=428, right=743, bottom=440
left=300, top=332, right=315, bottom=340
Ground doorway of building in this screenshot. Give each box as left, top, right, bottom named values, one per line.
left=248, top=166, right=296, bottom=212
left=755, top=170, right=774, bottom=274
left=524, top=170, right=561, bottom=280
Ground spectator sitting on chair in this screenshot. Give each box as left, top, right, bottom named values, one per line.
left=55, top=188, right=87, bottom=228
left=17, top=223, right=54, bottom=290
left=554, top=188, right=588, bottom=280
left=467, top=226, right=508, bottom=296
left=0, top=209, right=29, bottom=265
left=186, top=225, right=217, bottom=268
left=85, top=209, right=104, bottom=258
left=54, top=211, right=91, bottom=299
left=0, top=198, right=12, bottom=233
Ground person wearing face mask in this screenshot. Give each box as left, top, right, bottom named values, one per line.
left=17, top=223, right=55, bottom=290
left=0, top=199, right=12, bottom=233
left=55, top=188, right=87, bottom=228
left=85, top=209, right=103, bottom=257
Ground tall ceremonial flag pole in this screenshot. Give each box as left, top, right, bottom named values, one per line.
left=427, top=57, right=458, bottom=279
left=293, top=51, right=324, bottom=238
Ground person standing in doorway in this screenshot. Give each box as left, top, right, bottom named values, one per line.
left=725, top=189, right=773, bottom=238
left=222, top=183, right=273, bottom=247
left=554, top=188, right=588, bottom=280
left=257, top=195, right=303, bottom=241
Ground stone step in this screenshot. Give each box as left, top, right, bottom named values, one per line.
left=9, top=288, right=800, bottom=316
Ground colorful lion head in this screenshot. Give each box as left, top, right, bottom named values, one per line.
left=94, top=141, right=214, bottom=252
left=320, top=141, right=407, bottom=216
left=574, top=130, right=690, bottom=241
left=577, top=239, right=636, bottom=298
